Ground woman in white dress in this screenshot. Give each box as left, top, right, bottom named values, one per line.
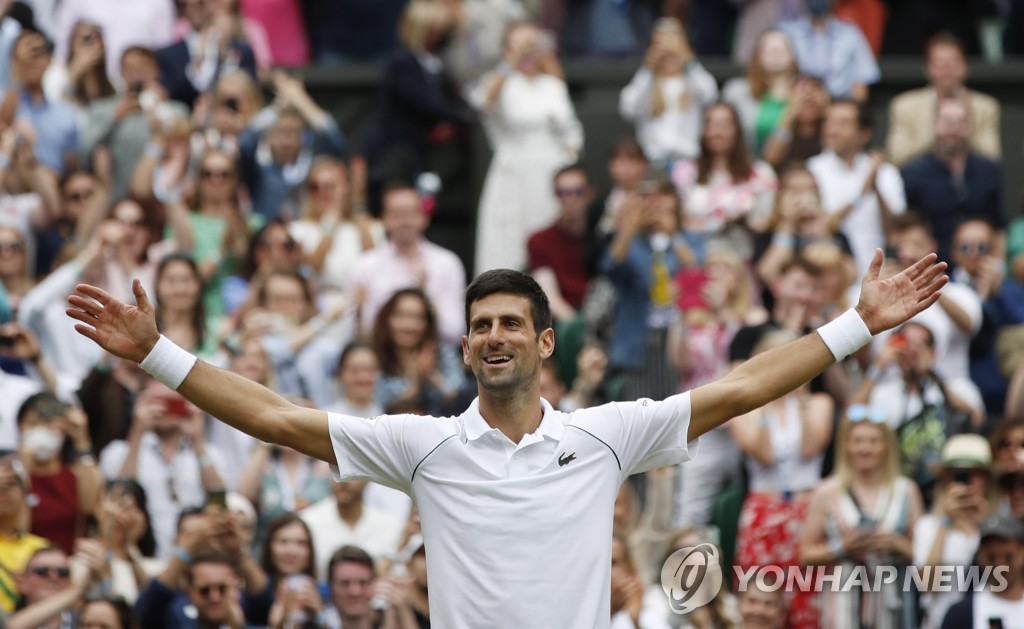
left=470, top=22, right=583, bottom=274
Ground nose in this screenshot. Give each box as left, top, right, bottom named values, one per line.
left=485, top=321, right=505, bottom=346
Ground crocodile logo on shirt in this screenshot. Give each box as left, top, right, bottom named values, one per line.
left=558, top=452, right=577, bottom=467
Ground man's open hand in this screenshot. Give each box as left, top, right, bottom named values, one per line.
left=855, top=249, right=947, bottom=335
left=67, top=280, right=161, bottom=363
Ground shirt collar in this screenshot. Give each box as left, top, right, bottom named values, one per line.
left=461, top=397, right=564, bottom=443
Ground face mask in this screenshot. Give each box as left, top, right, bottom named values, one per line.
left=805, top=0, right=832, bottom=17
left=21, top=427, right=64, bottom=462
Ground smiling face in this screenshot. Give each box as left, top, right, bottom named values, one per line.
left=463, top=293, right=554, bottom=397
left=270, top=521, right=312, bottom=577
left=845, top=421, right=888, bottom=474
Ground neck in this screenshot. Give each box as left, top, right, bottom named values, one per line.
left=26, top=457, right=62, bottom=476
left=1, top=273, right=27, bottom=294
left=478, top=386, right=544, bottom=444
left=711, top=155, right=729, bottom=172
left=836, top=149, right=859, bottom=166
left=337, top=500, right=363, bottom=527
left=394, top=238, right=420, bottom=257
left=162, top=307, right=193, bottom=326
left=997, top=579, right=1024, bottom=600
left=24, top=83, right=44, bottom=102
left=0, top=515, right=19, bottom=536
left=853, top=468, right=885, bottom=488
left=346, top=394, right=374, bottom=409
left=766, top=73, right=793, bottom=96
left=936, top=145, right=968, bottom=169
left=201, top=199, right=234, bottom=214
left=812, top=15, right=829, bottom=29
left=337, top=610, right=374, bottom=629
left=558, top=213, right=586, bottom=238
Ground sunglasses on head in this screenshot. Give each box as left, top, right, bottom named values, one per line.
left=30, top=566, right=70, bottom=578
left=197, top=583, right=229, bottom=597
left=846, top=404, right=887, bottom=424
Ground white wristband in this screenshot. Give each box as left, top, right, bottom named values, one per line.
left=139, top=335, right=198, bottom=390
left=816, top=308, right=872, bottom=362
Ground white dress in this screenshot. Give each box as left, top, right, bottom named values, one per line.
left=471, top=71, right=583, bottom=274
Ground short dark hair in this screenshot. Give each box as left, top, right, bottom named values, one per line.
left=829, top=98, right=873, bottom=131
left=121, top=45, right=156, bottom=65
left=381, top=180, right=418, bottom=206
left=889, top=211, right=933, bottom=236
left=465, top=269, right=552, bottom=334
left=328, top=545, right=375, bottom=582
left=336, top=341, right=379, bottom=375
left=186, top=550, right=240, bottom=584
left=925, top=31, right=966, bottom=60
left=552, top=163, right=589, bottom=187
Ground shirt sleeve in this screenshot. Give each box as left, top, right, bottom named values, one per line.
left=576, top=391, right=698, bottom=479
left=327, top=412, right=456, bottom=494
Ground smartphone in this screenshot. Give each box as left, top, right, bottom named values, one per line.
left=0, top=335, right=13, bottom=348
left=952, top=469, right=973, bottom=485
left=130, top=81, right=144, bottom=94
left=163, top=397, right=188, bottom=419
left=206, top=488, right=227, bottom=510
left=889, top=333, right=906, bottom=349
left=223, top=97, right=240, bottom=112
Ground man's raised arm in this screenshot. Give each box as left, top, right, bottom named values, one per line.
left=688, top=249, right=947, bottom=441
left=67, top=280, right=335, bottom=464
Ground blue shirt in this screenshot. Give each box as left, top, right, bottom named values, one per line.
left=778, top=17, right=879, bottom=98
left=16, top=91, right=78, bottom=174
left=901, top=152, right=1004, bottom=266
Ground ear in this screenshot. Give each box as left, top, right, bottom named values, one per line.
left=461, top=336, right=470, bottom=366
left=538, top=327, right=555, bottom=360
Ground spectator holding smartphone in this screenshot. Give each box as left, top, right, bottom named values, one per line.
left=98, top=379, right=227, bottom=559
left=914, top=435, right=994, bottom=629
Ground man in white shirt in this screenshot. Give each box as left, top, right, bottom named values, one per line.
left=940, top=514, right=1024, bottom=629
left=349, top=182, right=466, bottom=344
left=69, top=250, right=947, bottom=629
left=299, top=480, right=404, bottom=582
left=809, top=99, right=906, bottom=279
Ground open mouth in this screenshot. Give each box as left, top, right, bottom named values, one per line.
left=483, top=355, right=512, bottom=365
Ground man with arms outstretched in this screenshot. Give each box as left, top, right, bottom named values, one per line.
left=66, top=251, right=947, bottom=629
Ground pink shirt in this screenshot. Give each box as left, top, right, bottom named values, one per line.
left=240, top=0, right=309, bottom=66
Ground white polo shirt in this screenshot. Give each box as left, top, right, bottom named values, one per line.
left=328, top=393, right=697, bottom=629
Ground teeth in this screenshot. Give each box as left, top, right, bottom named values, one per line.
left=484, top=355, right=511, bottom=364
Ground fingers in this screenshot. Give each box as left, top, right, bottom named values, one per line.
left=73, top=323, right=99, bottom=343
left=913, top=259, right=948, bottom=289
left=133, top=279, right=154, bottom=314
left=902, top=253, right=939, bottom=281
left=67, top=295, right=103, bottom=318
left=865, top=248, right=883, bottom=281
left=74, top=283, right=114, bottom=306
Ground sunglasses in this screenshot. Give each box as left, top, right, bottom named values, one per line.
left=846, top=404, right=887, bottom=424
left=999, top=474, right=1024, bottom=492
left=555, top=186, right=587, bottom=199
left=30, top=566, right=70, bottom=578
left=308, top=181, right=337, bottom=193
left=957, top=241, right=990, bottom=256
left=67, top=189, right=94, bottom=203
left=0, top=242, right=25, bottom=254
left=196, top=583, right=230, bottom=597
left=201, top=168, right=233, bottom=181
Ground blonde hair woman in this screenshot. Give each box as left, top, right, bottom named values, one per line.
left=800, top=408, right=923, bottom=629
left=287, top=157, right=383, bottom=292
left=620, top=18, right=718, bottom=163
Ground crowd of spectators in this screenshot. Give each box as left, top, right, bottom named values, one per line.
left=0, top=0, right=1020, bottom=627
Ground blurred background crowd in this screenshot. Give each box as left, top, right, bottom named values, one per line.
left=0, top=0, right=1021, bottom=627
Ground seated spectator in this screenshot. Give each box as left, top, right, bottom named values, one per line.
left=584, top=137, right=648, bottom=277
left=0, top=456, right=51, bottom=613
left=321, top=545, right=392, bottom=628
left=853, top=321, right=980, bottom=491
left=900, top=99, right=1004, bottom=266
left=77, top=596, right=138, bottom=629
left=778, top=0, right=879, bottom=100
left=882, top=213, right=985, bottom=418
left=808, top=99, right=905, bottom=277
left=95, top=478, right=160, bottom=604
left=760, top=76, right=829, bottom=170
left=941, top=514, right=1024, bottom=628
left=53, top=0, right=175, bottom=79
left=364, top=0, right=468, bottom=211
left=723, top=29, right=799, bottom=155
left=600, top=171, right=702, bottom=401
left=736, top=577, right=785, bottom=629
left=470, top=20, right=582, bottom=274
left=222, top=220, right=303, bottom=317
left=886, top=32, right=1001, bottom=167
left=324, top=342, right=383, bottom=418
left=350, top=182, right=466, bottom=344
left=155, top=0, right=256, bottom=108
left=79, top=46, right=186, bottom=201
left=670, top=101, right=778, bottom=252
left=192, top=69, right=263, bottom=159
left=304, top=0, right=407, bottom=63
left=17, top=394, right=101, bottom=555
left=237, top=269, right=346, bottom=407
left=800, top=410, right=923, bottom=628
left=237, top=439, right=332, bottom=546
left=154, top=254, right=217, bottom=362
left=914, top=435, right=994, bottom=629
left=2, top=30, right=78, bottom=176
left=239, top=72, right=345, bottom=221
left=527, top=164, right=593, bottom=325
left=609, top=533, right=667, bottom=629
left=10, top=540, right=107, bottom=629
left=98, top=380, right=228, bottom=558
left=300, top=481, right=404, bottom=581
left=730, top=330, right=833, bottom=628
left=619, top=17, right=718, bottom=163
left=991, top=418, right=1024, bottom=476
left=288, top=156, right=384, bottom=294
left=558, top=0, right=658, bottom=58
left=251, top=513, right=320, bottom=626
left=43, top=20, right=114, bottom=109
left=371, top=288, right=466, bottom=415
